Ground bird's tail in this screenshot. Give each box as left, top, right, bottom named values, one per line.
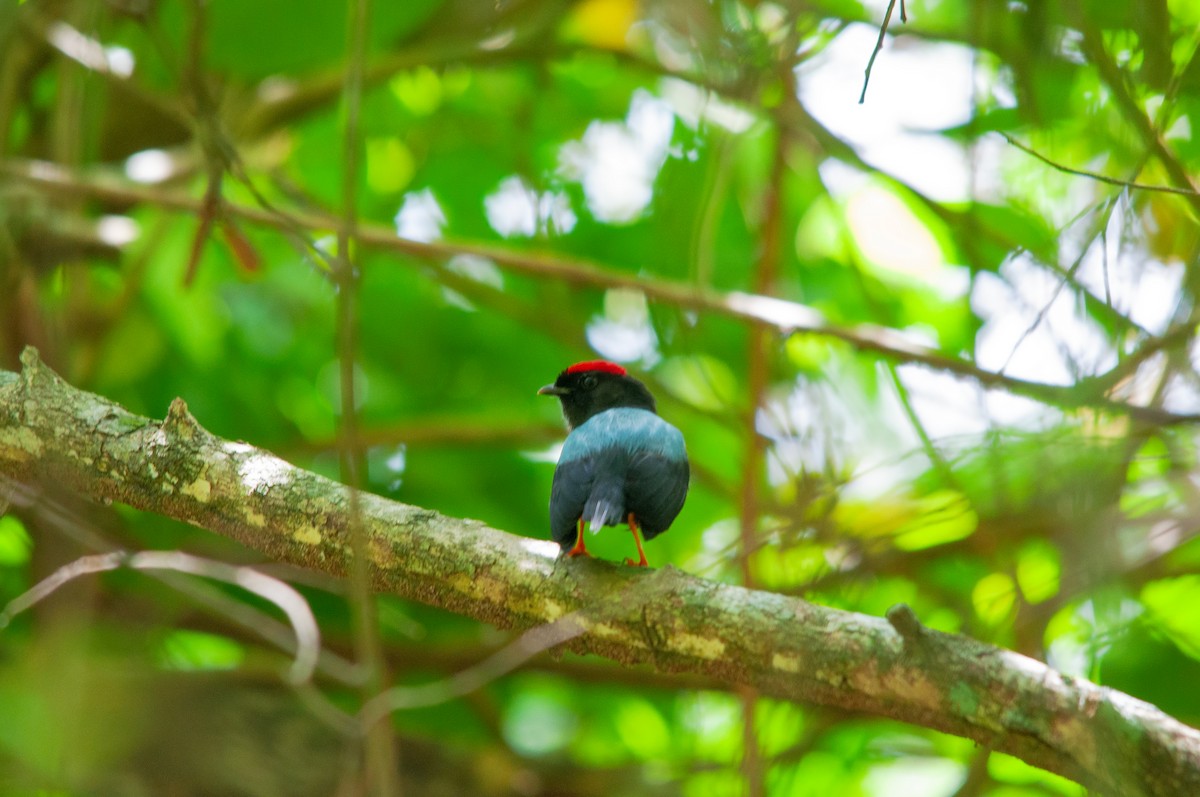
left=583, top=482, right=625, bottom=534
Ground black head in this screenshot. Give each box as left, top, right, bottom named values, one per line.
left=538, top=361, right=657, bottom=430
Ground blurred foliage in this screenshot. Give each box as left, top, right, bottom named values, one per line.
left=3, top=0, right=1200, bottom=794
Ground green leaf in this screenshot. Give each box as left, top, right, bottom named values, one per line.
left=157, top=630, right=245, bottom=672
left=893, top=491, right=978, bottom=551
left=1142, top=576, right=1200, bottom=661
left=0, top=515, right=32, bottom=567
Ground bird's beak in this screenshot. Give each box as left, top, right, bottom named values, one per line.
left=538, top=384, right=568, bottom=396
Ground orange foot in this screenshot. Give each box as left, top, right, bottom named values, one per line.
left=624, top=513, right=649, bottom=567
left=566, top=519, right=592, bottom=558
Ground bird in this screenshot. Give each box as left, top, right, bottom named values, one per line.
left=538, top=360, right=689, bottom=566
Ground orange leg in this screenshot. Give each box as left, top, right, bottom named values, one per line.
left=624, top=513, right=649, bottom=567
left=566, top=518, right=591, bottom=558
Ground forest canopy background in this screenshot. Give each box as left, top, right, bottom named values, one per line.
left=4, top=0, right=1200, bottom=795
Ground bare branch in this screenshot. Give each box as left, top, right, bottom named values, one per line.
left=859, top=0, right=907, bottom=104
left=1001, top=133, right=1200, bottom=197
left=3, top=159, right=1195, bottom=426
left=359, top=617, right=584, bottom=726
left=332, top=0, right=400, bottom=789
left=0, top=548, right=321, bottom=684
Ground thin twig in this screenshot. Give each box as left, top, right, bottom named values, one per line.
left=0, top=550, right=322, bottom=684
left=337, top=0, right=398, bottom=791
left=1064, top=0, right=1200, bottom=213
left=1, top=476, right=363, bottom=684
left=949, top=748, right=993, bottom=797
left=1001, top=133, right=1200, bottom=197
left=22, top=12, right=191, bottom=129
left=996, top=196, right=1122, bottom=376
left=886, top=362, right=957, bottom=488
left=738, top=84, right=791, bottom=797
left=860, top=0, right=905, bottom=104
left=358, top=617, right=584, bottom=728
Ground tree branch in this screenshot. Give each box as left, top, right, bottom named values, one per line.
left=2, top=348, right=1200, bottom=796
left=4, top=158, right=1197, bottom=426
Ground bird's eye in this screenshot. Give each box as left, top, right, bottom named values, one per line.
left=581, top=374, right=598, bottom=389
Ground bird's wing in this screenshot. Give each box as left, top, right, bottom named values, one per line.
left=551, top=448, right=632, bottom=545
left=549, top=455, right=596, bottom=547
left=625, top=451, right=689, bottom=539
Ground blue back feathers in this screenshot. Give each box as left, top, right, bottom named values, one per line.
left=560, top=407, right=686, bottom=464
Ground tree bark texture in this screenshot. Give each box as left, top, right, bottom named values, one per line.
left=2, top=347, right=1198, bottom=797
